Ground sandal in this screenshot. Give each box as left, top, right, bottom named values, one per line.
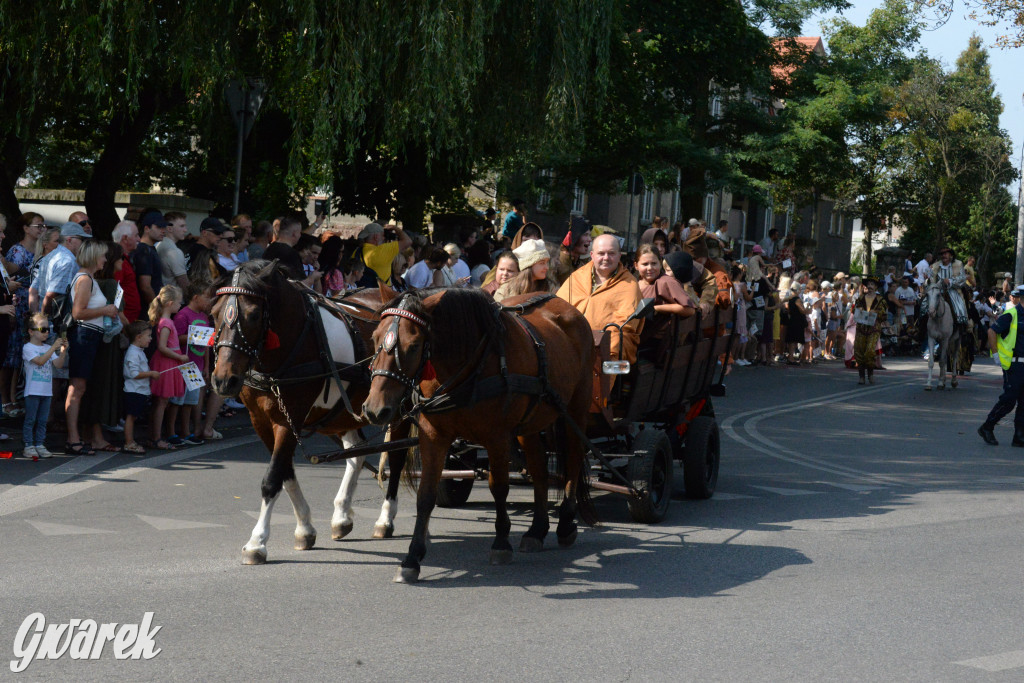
left=65, top=441, right=96, bottom=456
left=3, top=403, right=23, bottom=418
left=201, top=429, right=223, bottom=440
left=91, top=443, right=120, bottom=452
left=153, top=440, right=177, bottom=451
left=122, top=442, right=146, bottom=454
left=218, top=407, right=237, bottom=418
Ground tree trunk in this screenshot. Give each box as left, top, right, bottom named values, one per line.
left=0, top=133, right=26, bottom=222
left=84, top=87, right=160, bottom=239
left=863, top=214, right=874, bottom=276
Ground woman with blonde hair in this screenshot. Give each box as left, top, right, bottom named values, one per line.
left=494, top=239, right=555, bottom=302
left=65, top=239, right=120, bottom=455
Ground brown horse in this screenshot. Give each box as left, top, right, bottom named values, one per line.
left=361, top=288, right=598, bottom=583
left=210, top=260, right=406, bottom=565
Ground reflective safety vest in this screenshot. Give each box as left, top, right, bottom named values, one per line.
left=997, top=306, right=1018, bottom=370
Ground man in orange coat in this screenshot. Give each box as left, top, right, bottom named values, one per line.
left=556, top=234, right=643, bottom=363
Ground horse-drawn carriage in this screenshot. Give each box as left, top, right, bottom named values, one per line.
left=211, top=260, right=737, bottom=581
left=432, top=299, right=738, bottom=523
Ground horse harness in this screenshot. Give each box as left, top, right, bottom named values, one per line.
left=373, top=294, right=562, bottom=431
left=214, top=271, right=370, bottom=433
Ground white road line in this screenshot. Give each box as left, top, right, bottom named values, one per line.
left=955, top=650, right=1024, bottom=671
left=27, top=520, right=114, bottom=536
left=137, top=515, right=227, bottom=530
left=0, top=435, right=259, bottom=517
left=821, top=482, right=887, bottom=492
left=750, top=485, right=822, bottom=496
left=722, top=379, right=919, bottom=485
left=708, top=492, right=757, bottom=500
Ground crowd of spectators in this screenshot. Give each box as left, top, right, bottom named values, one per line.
left=7, top=201, right=1002, bottom=459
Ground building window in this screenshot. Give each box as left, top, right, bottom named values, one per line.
left=570, top=181, right=585, bottom=214
left=641, top=188, right=654, bottom=222
left=710, top=94, right=722, bottom=118
left=785, top=203, right=795, bottom=232
left=537, top=169, right=553, bottom=212
left=704, top=193, right=715, bottom=224
left=828, top=209, right=843, bottom=237
left=763, top=205, right=774, bottom=241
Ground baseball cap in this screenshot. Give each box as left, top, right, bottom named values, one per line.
left=60, top=222, right=92, bottom=239
left=200, top=217, right=228, bottom=235
left=141, top=211, right=167, bottom=228
left=1011, top=285, right=1024, bottom=298
left=358, top=222, right=384, bottom=240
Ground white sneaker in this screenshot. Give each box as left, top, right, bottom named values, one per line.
left=35, top=445, right=53, bottom=459
left=23, top=446, right=38, bottom=461
left=225, top=398, right=245, bottom=410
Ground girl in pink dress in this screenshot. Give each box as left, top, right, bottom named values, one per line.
left=149, top=285, right=187, bottom=450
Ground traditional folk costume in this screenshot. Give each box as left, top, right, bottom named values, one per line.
left=853, top=282, right=887, bottom=384
left=923, top=255, right=969, bottom=326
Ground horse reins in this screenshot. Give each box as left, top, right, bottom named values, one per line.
left=214, top=273, right=270, bottom=366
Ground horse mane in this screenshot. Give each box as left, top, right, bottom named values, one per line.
left=382, top=288, right=503, bottom=360
left=211, top=259, right=293, bottom=296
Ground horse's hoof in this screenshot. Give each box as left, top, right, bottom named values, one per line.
left=242, top=546, right=267, bottom=565
left=489, top=548, right=514, bottom=565
left=394, top=567, right=420, bottom=584
left=557, top=529, right=579, bottom=548
left=519, top=536, right=544, bottom=553
left=294, top=533, right=316, bottom=551
left=331, top=521, right=354, bottom=540
left=372, top=523, right=394, bottom=539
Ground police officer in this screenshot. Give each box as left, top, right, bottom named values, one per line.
left=978, top=285, right=1024, bottom=445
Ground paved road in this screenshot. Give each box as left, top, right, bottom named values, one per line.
left=1, top=357, right=1022, bottom=680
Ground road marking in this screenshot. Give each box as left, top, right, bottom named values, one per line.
left=708, top=492, right=756, bottom=500
left=722, top=380, right=919, bottom=485
left=137, top=515, right=226, bottom=530
left=0, top=435, right=260, bottom=517
left=751, top=485, right=822, bottom=496
left=955, top=650, right=1024, bottom=671
left=244, top=510, right=299, bottom=525
left=979, top=477, right=1024, bottom=484
left=822, top=482, right=887, bottom=492
left=27, top=520, right=114, bottom=536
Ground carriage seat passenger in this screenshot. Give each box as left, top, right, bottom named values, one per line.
left=635, top=247, right=695, bottom=361
left=556, top=234, right=643, bottom=363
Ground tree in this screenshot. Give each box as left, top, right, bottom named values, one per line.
left=923, top=0, right=1024, bottom=47
left=894, top=35, right=1016, bottom=263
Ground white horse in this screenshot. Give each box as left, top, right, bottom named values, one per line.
left=924, top=282, right=960, bottom=391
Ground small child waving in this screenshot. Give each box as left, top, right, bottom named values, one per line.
left=148, top=285, right=187, bottom=450
left=22, top=313, right=67, bottom=460
left=123, top=321, right=159, bottom=453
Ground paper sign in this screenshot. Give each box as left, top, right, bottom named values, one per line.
left=114, top=284, right=124, bottom=310
left=188, top=324, right=215, bottom=347
left=179, top=362, right=206, bottom=391
left=0, top=262, right=9, bottom=281
left=749, top=324, right=759, bottom=337
left=853, top=309, right=877, bottom=326
left=781, top=259, right=792, bottom=269
left=754, top=296, right=765, bottom=308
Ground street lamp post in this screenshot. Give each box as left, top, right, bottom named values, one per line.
left=224, top=79, right=266, bottom=217
left=1016, top=93, right=1024, bottom=285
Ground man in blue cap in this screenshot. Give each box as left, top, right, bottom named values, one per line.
left=979, top=285, right=1024, bottom=446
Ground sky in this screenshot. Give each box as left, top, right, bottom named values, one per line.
left=811, top=2, right=1024, bottom=175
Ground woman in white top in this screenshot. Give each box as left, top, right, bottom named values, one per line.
left=66, top=239, right=119, bottom=455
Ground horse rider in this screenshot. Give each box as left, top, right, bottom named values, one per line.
left=978, top=285, right=1024, bottom=446
left=556, top=233, right=643, bottom=363
left=922, top=246, right=969, bottom=334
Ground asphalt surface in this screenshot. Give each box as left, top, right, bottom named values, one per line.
left=1, top=355, right=1023, bottom=681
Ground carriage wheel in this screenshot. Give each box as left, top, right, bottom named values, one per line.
left=626, top=430, right=674, bottom=523
left=683, top=416, right=720, bottom=499
left=435, top=450, right=476, bottom=508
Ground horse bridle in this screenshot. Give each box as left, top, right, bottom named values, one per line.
left=214, top=270, right=270, bottom=369
left=369, top=302, right=430, bottom=390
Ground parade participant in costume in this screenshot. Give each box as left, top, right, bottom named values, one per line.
left=556, top=233, right=643, bottom=363
left=922, top=247, right=969, bottom=332
left=978, top=285, right=1024, bottom=446
left=853, top=276, right=887, bottom=384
